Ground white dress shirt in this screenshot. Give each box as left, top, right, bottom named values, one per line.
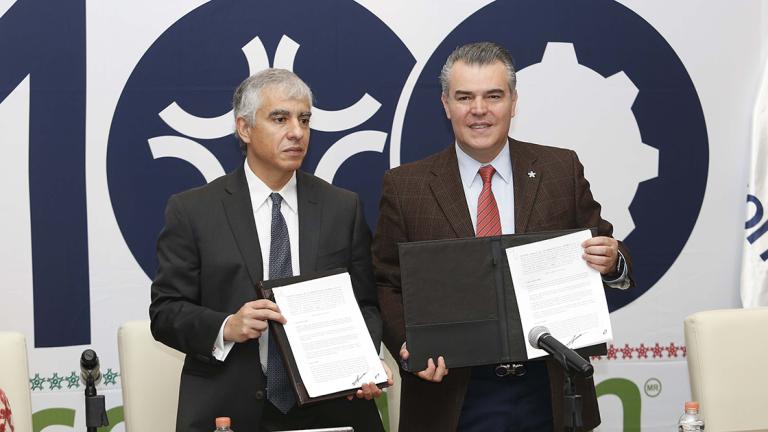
left=456, top=140, right=515, bottom=235
left=213, top=161, right=300, bottom=370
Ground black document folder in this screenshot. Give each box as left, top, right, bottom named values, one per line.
left=399, top=228, right=607, bottom=370
left=258, top=268, right=388, bottom=406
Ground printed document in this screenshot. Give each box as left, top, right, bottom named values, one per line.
left=505, top=230, right=613, bottom=359
left=272, top=272, right=386, bottom=397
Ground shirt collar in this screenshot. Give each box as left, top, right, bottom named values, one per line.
left=455, top=140, right=512, bottom=188
left=243, top=160, right=298, bottom=214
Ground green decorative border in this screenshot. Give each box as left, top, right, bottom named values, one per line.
left=29, top=369, right=120, bottom=391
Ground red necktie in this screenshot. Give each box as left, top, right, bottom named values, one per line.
left=476, top=165, right=501, bottom=237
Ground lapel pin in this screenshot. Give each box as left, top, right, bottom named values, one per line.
left=528, top=170, right=536, bottom=178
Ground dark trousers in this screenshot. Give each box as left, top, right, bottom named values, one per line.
left=458, top=361, right=553, bottom=432
left=261, top=397, right=384, bottom=432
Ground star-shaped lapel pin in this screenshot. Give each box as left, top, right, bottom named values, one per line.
left=528, top=170, right=536, bottom=178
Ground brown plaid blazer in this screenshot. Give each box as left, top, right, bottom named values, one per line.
left=373, top=138, right=634, bottom=432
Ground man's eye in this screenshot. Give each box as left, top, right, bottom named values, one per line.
left=274, top=116, right=286, bottom=123
left=300, top=117, right=310, bottom=125
left=457, top=96, right=470, bottom=102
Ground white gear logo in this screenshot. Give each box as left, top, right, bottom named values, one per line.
left=148, top=35, right=387, bottom=183
left=510, top=42, right=658, bottom=239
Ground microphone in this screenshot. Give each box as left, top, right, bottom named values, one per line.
left=80, top=349, right=102, bottom=386
left=80, top=349, right=109, bottom=430
left=528, top=326, right=593, bottom=377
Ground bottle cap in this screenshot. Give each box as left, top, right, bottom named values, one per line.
left=685, top=401, right=699, bottom=410
left=215, top=417, right=231, bottom=427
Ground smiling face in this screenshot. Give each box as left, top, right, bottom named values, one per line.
left=441, top=60, right=517, bottom=163
left=236, top=85, right=311, bottom=189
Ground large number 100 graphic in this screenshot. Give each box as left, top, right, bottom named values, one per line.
left=0, top=0, right=89, bottom=347
left=1, top=0, right=716, bottom=348
left=2, top=0, right=416, bottom=348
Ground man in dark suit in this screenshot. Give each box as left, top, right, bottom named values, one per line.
left=373, top=42, right=634, bottom=431
left=150, top=68, right=390, bottom=432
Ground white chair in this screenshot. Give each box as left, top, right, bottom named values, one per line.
left=118, top=320, right=184, bottom=432
left=0, top=331, right=33, bottom=432
left=684, top=307, right=768, bottom=432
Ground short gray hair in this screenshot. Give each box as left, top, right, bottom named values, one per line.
left=439, top=42, right=517, bottom=95
left=232, top=68, right=313, bottom=153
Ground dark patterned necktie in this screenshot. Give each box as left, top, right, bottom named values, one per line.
left=476, top=165, right=502, bottom=237
left=266, top=192, right=296, bottom=413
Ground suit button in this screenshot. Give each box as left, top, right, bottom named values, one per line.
left=255, top=390, right=265, bottom=400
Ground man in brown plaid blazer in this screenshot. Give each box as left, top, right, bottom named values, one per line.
left=373, top=42, right=634, bottom=431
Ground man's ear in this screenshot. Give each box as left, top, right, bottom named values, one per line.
left=441, top=93, right=451, bottom=119
left=510, top=89, right=518, bottom=118
left=235, top=117, right=251, bottom=144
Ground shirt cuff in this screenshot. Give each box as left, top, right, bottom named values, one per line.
left=212, top=315, right=235, bottom=361
left=602, top=251, right=630, bottom=289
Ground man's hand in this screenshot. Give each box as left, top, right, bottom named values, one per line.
left=223, top=299, right=286, bottom=343
left=582, top=236, right=619, bottom=275
left=347, top=360, right=395, bottom=400
left=400, top=343, right=448, bottom=382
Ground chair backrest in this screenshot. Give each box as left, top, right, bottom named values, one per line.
left=684, top=307, right=768, bottom=432
left=118, top=320, right=184, bottom=432
left=0, top=331, right=33, bottom=432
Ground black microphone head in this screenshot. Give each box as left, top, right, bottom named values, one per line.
left=528, top=326, right=550, bottom=348
left=80, top=349, right=101, bottom=385
left=80, top=349, right=98, bottom=369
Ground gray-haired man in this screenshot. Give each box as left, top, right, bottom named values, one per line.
left=151, top=68, right=391, bottom=432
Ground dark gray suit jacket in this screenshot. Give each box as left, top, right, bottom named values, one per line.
left=150, top=166, right=381, bottom=432
left=373, top=139, right=634, bottom=432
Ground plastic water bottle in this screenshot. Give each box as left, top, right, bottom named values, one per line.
left=214, top=417, right=234, bottom=432
left=677, top=401, right=705, bottom=431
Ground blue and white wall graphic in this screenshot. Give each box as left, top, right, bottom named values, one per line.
left=397, top=1, right=708, bottom=312
left=0, top=0, right=765, bottom=430
left=107, top=0, right=414, bottom=283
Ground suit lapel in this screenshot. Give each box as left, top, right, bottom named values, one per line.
left=296, top=171, right=321, bottom=274
left=221, top=166, right=264, bottom=286
left=429, top=147, right=475, bottom=238
left=511, top=138, right=541, bottom=233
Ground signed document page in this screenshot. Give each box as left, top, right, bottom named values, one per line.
left=272, top=272, right=386, bottom=398
left=505, top=229, right=613, bottom=359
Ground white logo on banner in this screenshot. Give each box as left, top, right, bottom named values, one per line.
left=149, top=35, right=387, bottom=184
left=510, top=42, right=658, bottom=239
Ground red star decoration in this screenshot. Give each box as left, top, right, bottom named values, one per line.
left=0, top=388, right=13, bottom=432
left=607, top=344, right=618, bottom=360
left=651, top=343, right=664, bottom=358
left=665, top=342, right=679, bottom=358
left=620, top=344, right=634, bottom=359
left=679, top=346, right=687, bottom=357
left=635, top=343, right=649, bottom=359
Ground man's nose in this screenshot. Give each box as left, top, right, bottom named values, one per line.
left=286, top=119, right=305, bottom=141
left=470, top=97, right=488, bottom=115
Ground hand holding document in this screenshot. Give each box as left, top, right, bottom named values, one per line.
left=505, top=230, right=613, bottom=359
left=266, top=271, right=387, bottom=400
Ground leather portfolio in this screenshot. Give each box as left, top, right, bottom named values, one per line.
left=399, top=228, right=607, bottom=370
left=258, top=268, right=388, bottom=406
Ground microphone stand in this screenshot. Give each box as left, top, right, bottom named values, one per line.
left=83, top=370, right=108, bottom=431
left=553, top=352, right=584, bottom=432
